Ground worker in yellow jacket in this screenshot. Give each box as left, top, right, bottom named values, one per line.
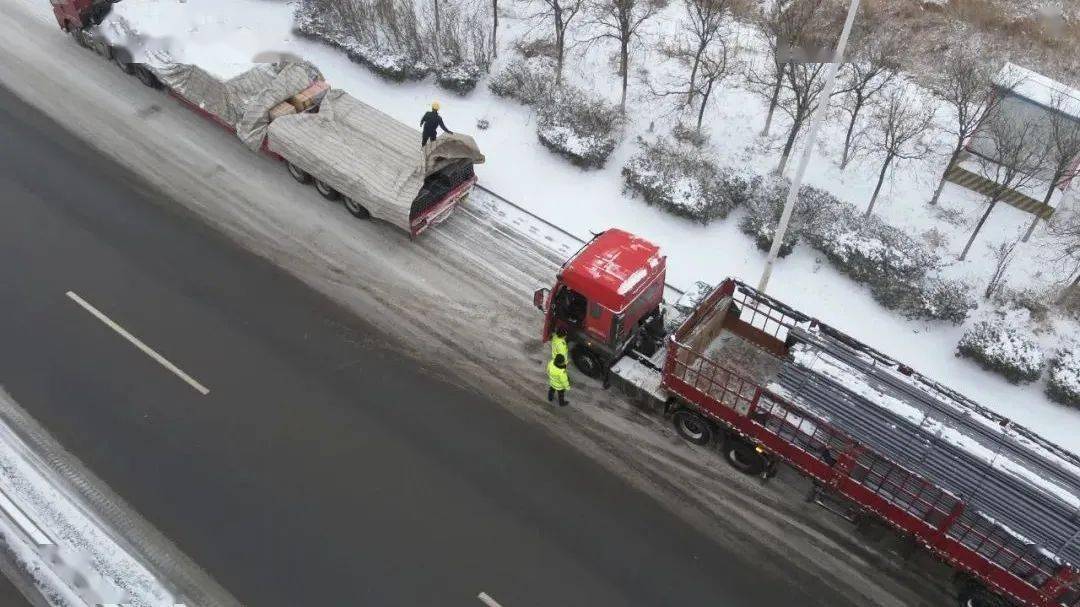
left=547, top=353, right=570, bottom=407
left=551, top=326, right=568, bottom=362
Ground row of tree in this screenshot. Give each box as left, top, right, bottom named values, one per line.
left=517, top=0, right=1080, bottom=299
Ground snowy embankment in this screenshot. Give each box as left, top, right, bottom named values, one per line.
left=0, top=388, right=186, bottom=606
left=84, top=0, right=1080, bottom=452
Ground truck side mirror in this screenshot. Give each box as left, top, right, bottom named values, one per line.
left=533, top=288, right=549, bottom=312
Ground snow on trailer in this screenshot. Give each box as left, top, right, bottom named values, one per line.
left=267, top=90, right=485, bottom=237
left=663, top=279, right=1080, bottom=606
left=148, top=59, right=323, bottom=153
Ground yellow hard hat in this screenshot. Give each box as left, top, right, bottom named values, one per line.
left=432, top=101, right=441, bottom=111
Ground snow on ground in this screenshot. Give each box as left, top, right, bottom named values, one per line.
left=47, top=0, right=1080, bottom=449
left=0, top=388, right=179, bottom=606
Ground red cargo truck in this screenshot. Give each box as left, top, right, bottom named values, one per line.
left=535, top=230, right=1080, bottom=607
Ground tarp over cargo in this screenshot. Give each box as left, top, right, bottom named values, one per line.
left=266, top=90, right=485, bottom=232
left=150, top=59, right=322, bottom=149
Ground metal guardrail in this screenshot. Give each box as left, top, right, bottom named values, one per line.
left=473, top=184, right=687, bottom=300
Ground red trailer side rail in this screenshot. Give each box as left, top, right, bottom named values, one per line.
left=661, top=279, right=1080, bottom=607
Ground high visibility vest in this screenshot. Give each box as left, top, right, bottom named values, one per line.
left=548, top=360, right=570, bottom=391
left=551, top=334, right=568, bottom=362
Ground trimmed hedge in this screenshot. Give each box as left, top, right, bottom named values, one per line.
left=537, top=87, right=622, bottom=169
left=1047, top=346, right=1080, bottom=407
left=623, top=136, right=748, bottom=224
left=488, top=56, right=555, bottom=105
left=738, top=177, right=840, bottom=257
left=957, top=315, right=1045, bottom=384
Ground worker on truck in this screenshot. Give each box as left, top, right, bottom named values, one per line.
left=420, top=102, right=453, bottom=147
left=547, top=354, right=570, bottom=407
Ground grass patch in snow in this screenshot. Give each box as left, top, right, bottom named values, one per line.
left=623, top=136, right=747, bottom=224
left=957, top=311, right=1046, bottom=384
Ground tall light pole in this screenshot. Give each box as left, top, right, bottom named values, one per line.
left=756, top=0, right=861, bottom=294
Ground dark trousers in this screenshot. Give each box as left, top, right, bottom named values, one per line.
left=422, top=132, right=437, bottom=147
left=547, top=388, right=567, bottom=406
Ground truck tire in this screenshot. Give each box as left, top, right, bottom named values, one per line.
left=957, top=587, right=1011, bottom=607
left=344, top=197, right=371, bottom=219
left=570, top=345, right=603, bottom=379
left=673, top=409, right=713, bottom=446
left=314, top=180, right=340, bottom=201
left=72, top=29, right=91, bottom=49
left=286, top=162, right=311, bottom=184
left=135, top=65, right=160, bottom=89
left=724, top=436, right=767, bottom=476
left=112, top=48, right=135, bottom=74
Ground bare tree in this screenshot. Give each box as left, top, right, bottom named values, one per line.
left=1047, top=207, right=1080, bottom=303
left=691, top=37, right=733, bottom=132
left=680, top=0, right=737, bottom=107
left=586, top=0, right=662, bottom=112
left=650, top=16, right=736, bottom=131
left=958, top=115, right=1050, bottom=261
left=1023, top=94, right=1080, bottom=241
left=984, top=236, right=1022, bottom=299
left=833, top=32, right=901, bottom=169
left=928, top=47, right=1019, bottom=206
left=528, top=0, right=587, bottom=84
left=434, top=0, right=443, bottom=65
left=745, top=0, right=830, bottom=136
left=774, top=61, right=829, bottom=174
left=864, top=88, right=935, bottom=217
left=492, top=0, right=498, bottom=57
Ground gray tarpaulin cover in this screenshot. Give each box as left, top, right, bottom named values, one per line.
left=267, top=89, right=485, bottom=232
left=151, top=60, right=321, bottom=150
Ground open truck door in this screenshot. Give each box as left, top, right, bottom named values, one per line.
left=534, top=288, right=552, bottom=342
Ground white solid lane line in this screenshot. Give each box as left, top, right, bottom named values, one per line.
left=65, top=291, right=210, bottom=396
left=478, top=592, right=504, bottom=607
left=0, top=487, right=51, bottom=546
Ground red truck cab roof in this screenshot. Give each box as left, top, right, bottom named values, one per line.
left=561, top=229, right=665, bottom=313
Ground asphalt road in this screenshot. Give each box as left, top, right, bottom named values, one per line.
left=0, top=83, right=857, bottom=606
left=0, top=573, right=29, bottom=607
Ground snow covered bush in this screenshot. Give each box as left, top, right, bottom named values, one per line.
left=295, top=0, right=491, bottom=89
left=1047, top=346, right=1080, bottom=407
left=622, top=137, right=747, bottom=223
left=488, top=56, right=555, bottom=105
left=807, top=203, right=939, bottom=287
left=295, top=0, right=430, bottom=81
left=437, top=62, right=484, bottom=94
left=872, top=277, right=977, bottom=324
left=537, top=87, right=623, bottom=169
left=738, top=177, right=839, bottom=256
left=956, top=312, right=1045, bottom=384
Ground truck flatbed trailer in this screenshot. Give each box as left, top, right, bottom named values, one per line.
left=658, top=279, right=1080, bottom=607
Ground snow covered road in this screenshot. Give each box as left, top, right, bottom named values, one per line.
left=0, top=0, right=1014, bottom=605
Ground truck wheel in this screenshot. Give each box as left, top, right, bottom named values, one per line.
left=286, top=162, right=311, bottom=184
left=344, top=197, right=371, bottom=219
left=314, top=180, right=340, bottom=201
left=958, top=587, right=1010, bottom=607
left=673, top=409, right=713, bottom=446
left=112, top=48, right=135, bottom=74
left=570, top=345, right=603, bottom=379
left=135, top=66, right=160, bottom=89
left=724, top=436, right=767, bottom=476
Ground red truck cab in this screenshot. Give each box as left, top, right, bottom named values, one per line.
left=50, top=0, right=117, bottom=31
left=534, top=229, right=666, bottom=378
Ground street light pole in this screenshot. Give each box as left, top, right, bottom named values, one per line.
left=756, top=0, right=861, bottom=294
